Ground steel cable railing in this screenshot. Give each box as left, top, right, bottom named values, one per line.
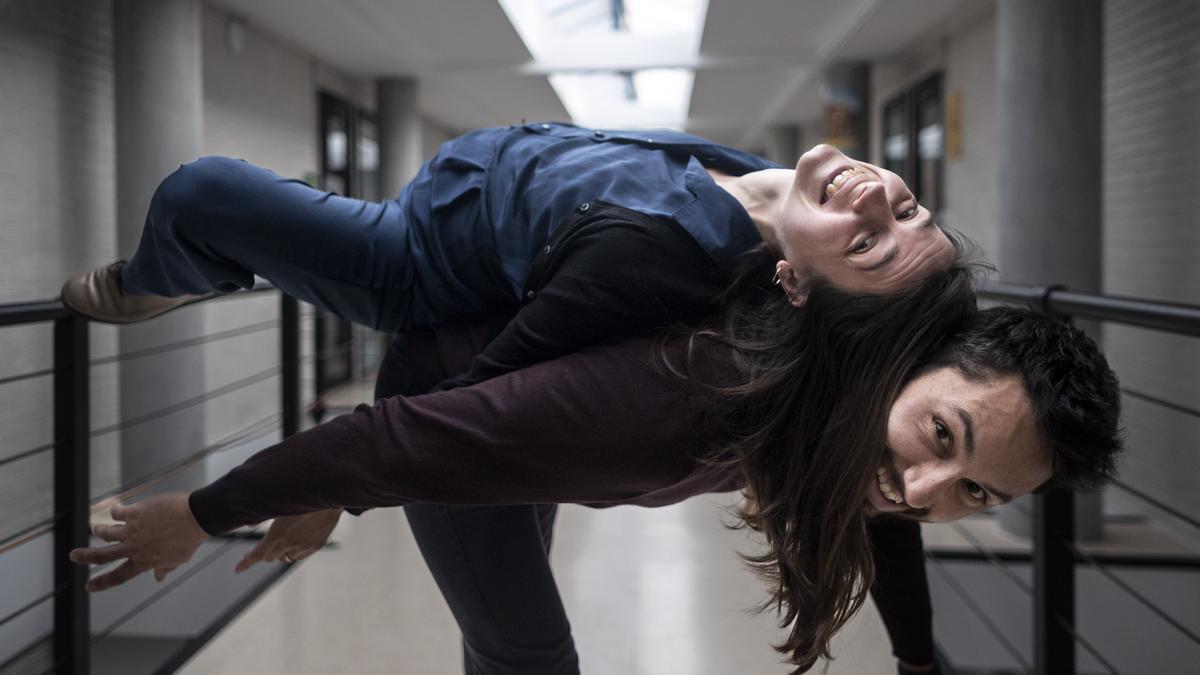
left=1120, top=386, right=1200, bottom=420
left=1109, top=479, right=1200, bottom=533
left=927, top=555, right=1033, bottom=671
left=0, top=287, right=304, bottom=675
left=0, top=442, right=58, bottom=470
left=1065, top=537, right=1200, bottom=648
left=87, top=319, right=280, bottom=367
left=944, top=520, right=1125, bottom=675
left=89, top=413, right=281, bottom=512
left=0, top=368, right=56, bottom=388
left=87, top=366, right=281, bottom=439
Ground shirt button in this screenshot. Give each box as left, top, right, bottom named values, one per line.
left=542, top=244, right=552, bottom=254
left=526, top=290, right=537, bottom=300
left=541, top=123, right=551, bottom=130
left=592, top=130, right=606, bottom=139
left=578, top=202, right=590, bottom=212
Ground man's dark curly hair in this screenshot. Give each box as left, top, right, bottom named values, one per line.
left=917, top=306, right=1123, bottom=492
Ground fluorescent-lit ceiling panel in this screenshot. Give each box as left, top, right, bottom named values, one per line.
left=499, top=0, right=707, bottom=128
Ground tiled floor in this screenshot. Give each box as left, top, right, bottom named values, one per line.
left=176, top=493, right=897, bottom=675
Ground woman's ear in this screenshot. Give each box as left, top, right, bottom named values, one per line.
left=774, top=261, right=810, bottom=308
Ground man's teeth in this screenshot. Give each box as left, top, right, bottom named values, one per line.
left=876, top=466, right=904, bottom=504
left=825, top=167, right=867, bottom=199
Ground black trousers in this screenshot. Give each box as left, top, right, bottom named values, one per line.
left=374, top=326, right=581, bottom=675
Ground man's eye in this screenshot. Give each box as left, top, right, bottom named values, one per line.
left=853, top=235, right=876, bottom=253
left=897, top=206, right=918, bottom=220
left=965, top=481, right=988, bottom=503
left=933, top=419, right=950, bottom=443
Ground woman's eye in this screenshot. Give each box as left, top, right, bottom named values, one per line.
left=965, top=481, right=988, bottom=503
left=897, top=206, right=918, bottom=220
left=853, top=235, right=876, bottom=253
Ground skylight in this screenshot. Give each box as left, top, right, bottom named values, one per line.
left=498, top=0, right=708, bottom=129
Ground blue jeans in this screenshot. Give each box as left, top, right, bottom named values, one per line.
left=376, top=325, right=580, bottom=675
left=122, top=156, right=513, bottom=331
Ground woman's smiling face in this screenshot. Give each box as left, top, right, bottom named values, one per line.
left=774, top=144, right=957, bottom=303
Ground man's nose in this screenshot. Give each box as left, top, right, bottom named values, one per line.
left=902, top=464, right=959, bottom=509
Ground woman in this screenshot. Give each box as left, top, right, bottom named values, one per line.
left=63, top=124, right=956, bottom=673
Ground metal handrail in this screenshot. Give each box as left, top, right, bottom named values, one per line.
left=981, top=282, right=1200, bottom=336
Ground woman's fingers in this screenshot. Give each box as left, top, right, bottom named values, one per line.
left=86, top=560, right=145, bottom=592
left=91, top=523, right=127, bottom=543
left=69, top=542, right=132, bottom=566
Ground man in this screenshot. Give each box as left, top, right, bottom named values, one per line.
left=63, top=123, right=955, bottom=673
left=70, top=305, right=1122, bottom=672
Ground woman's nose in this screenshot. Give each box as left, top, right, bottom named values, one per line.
left=850, top=181, right=891, bottom=219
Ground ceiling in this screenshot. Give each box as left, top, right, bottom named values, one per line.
left=212, top=0, right=972, bottom=150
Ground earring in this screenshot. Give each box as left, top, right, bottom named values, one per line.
left=771, top=267, right=782, bottom=286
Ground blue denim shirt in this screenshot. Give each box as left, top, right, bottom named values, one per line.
left=403, top=122, right=781, bottom=304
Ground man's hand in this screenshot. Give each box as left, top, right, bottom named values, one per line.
left=235, top=508, right=342, bottom=573
left=69, top=493, right=208, bottom=592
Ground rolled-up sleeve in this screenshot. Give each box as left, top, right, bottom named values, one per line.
left=189, top=337, right=725, bottom=535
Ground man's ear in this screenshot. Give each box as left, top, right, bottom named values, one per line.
left=775, top=261, right=810, bottom=308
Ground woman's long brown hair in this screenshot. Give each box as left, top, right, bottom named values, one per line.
left=665, top=240, right=980, bottom=672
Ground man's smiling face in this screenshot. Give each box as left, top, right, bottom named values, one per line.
left=867, top=366, right=1054, bottom=522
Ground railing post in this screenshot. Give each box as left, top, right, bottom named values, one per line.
left=53, top=314, right=89, bottom=675
left=1034, top=487, right=1075, bottom=674
left=280, top=294, right=300, bottom=438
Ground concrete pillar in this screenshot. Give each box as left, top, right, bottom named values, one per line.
left=113, top=0, right=207, bottom=484
left=376, top=78, right=422, bottom=199
left=996, top=0, right=1104, bottom=541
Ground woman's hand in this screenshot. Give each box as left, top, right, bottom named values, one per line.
left=235, top=508, right=342, bottom=572
left=69, top=493, right=208, bottom=592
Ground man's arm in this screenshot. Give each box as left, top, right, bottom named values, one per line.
left=867, top=515, right=939, bottom=674
left=188, top=335, right=721, bottom=535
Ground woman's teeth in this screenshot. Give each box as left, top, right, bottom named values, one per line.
left=876, top=466, right=905, bottom=504
left=825, top=167, right=868, bottom=200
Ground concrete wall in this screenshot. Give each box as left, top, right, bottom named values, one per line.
left=1101, top=0, right=1200, bottom=547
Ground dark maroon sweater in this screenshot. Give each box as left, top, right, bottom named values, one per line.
left=189, top=336, right=743, bottom=533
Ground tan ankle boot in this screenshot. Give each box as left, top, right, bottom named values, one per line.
left=60, top=262, right=215, bottom=324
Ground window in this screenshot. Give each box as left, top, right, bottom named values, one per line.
left=881, top=73, right=943, bottom=212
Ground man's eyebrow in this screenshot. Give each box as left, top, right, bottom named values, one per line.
left=864, top=246, right=897, bottom=272
left=955, top=406, right=1014, bottom=504
left=955, top=407, right=975, bottom=458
